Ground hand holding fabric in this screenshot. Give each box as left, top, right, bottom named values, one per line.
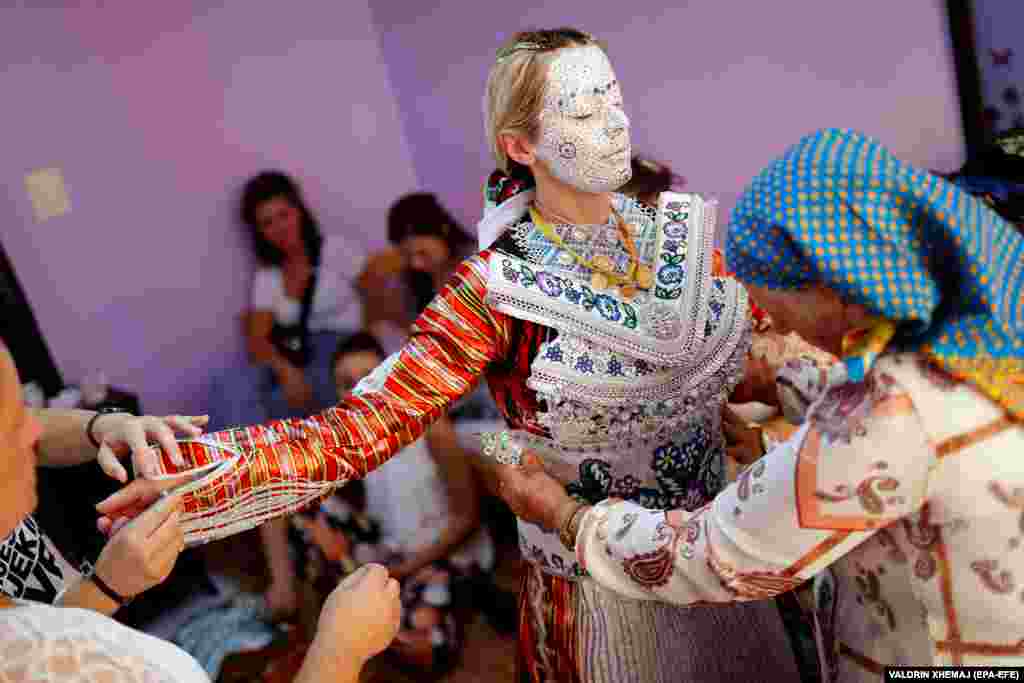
left=93, top=491, right=185, bottom=600
left=93, top=413, right=208, bottom=482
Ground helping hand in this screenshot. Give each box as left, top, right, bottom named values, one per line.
left=315, top=564, right=402, bottom=665
left=93, top=491, right=185, bottom=600
left=722, top=406, right=765, bottom=466
left=93, top=413, right=208, bottom=482
left=96, top=476, right=193, bottom=537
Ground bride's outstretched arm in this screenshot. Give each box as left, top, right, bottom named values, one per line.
left=114, top=255, right=511, bottom=545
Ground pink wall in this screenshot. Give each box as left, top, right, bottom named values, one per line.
left=0, top=1, right=418, bottom=414
left=369, top=0, right=966, bottom=233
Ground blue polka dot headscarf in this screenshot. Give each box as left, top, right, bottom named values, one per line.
left=726, top=128, right=1024, bottom=419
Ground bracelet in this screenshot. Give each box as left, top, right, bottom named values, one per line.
left=86, top=407, right=127, bottom=449
left=87, top=570, right=132, bottom=607
left=753, top=424, right=770, bottom=457
left=558, top=502, right=588, bottom=552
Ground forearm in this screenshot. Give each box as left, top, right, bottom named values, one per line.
left=57, top=577, right=120, bottom=616
left=577, top=425, right=854, bottom=604
left=32, top=409, right=99, bottom=467
left=295, top=638, right=362, bottom=683
left=150, top=255, right=509, bottom=546
left=260, top=518, right=297, bottom=586
left=577, top=365, right=935, bottom=606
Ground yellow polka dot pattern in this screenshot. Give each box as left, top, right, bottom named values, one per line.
left=726, top=128, right=1024, bottom=419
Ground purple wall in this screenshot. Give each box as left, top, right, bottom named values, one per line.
left=2, top=0, right=967, bottom=416
left=370, top=0, right=966, bottom=232
left=0, top=1, right=418, bottom=414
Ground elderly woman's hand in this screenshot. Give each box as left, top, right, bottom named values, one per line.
left=493, top=453, right=577, bottom=532
left=722, top=406, right=766, bottom=466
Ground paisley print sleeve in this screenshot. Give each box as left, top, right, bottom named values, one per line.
left=576, top=358, right=935, bottom=604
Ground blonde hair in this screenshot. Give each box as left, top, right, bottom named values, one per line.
left=483, top=28, right=604, bottom=172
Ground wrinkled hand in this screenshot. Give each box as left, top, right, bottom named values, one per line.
left=316, top=564, right=401, bottom=664
left=493, top=452, right=576, bottom=532
left=93, top=491, right=184, bottom=600
left=93, top=413, right=208, bottom=482
left=722, top=406, right=765, bottom=466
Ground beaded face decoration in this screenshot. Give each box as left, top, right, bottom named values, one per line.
left=536, top=46, right=632, bottom=193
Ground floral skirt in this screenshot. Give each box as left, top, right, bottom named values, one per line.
left=517, top=563, right=803, bottom=683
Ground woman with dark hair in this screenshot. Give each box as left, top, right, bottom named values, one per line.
left=210, top=171, right=367, bottom=429
left=358, top=192, right=476, bottom=338
left=210, top=172, right=368, bottom=615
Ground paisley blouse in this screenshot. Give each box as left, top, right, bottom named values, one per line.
left=575, top=353, right=1024, bottom=680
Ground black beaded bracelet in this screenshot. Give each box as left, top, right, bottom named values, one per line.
left=86, top=407, right=127, bottom=449
left=88, top=571, right=132, bottom=607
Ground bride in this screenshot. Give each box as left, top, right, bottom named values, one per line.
left=101, top=27, right=800, bottom=682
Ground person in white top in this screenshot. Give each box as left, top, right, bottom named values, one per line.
left=0, top=341, right=401, bottom=683
left=209, top=171, right=367, bottom=433
left=258, top=332, right=513, bottom=675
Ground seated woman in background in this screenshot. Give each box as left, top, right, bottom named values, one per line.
left=209, top=171, right=367, bottom=431
left=357, top=193, right=476, bottom=341
left=259, top=332, right=502, bottom=675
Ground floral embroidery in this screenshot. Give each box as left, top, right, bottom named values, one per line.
left=502, top=259, right=640, bottom=331
left=854, top=565, right=897, bottom=631
left=566, top=459, right=615, bottom=505
left=564, top=430, right=725, bottom=512
left=535, top=271, right=563, bottom=298
left=644, top=303, right=683, bottom=340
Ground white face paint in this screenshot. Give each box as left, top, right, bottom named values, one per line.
left=535, top=46, right=632, bottom=193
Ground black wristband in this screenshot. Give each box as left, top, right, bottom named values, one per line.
left=86, top=407, right=127, bottom=449
left=88, top=571, right=132, bottom=606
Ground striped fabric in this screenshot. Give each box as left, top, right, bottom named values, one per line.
left=158, top=255, right=514, bottom=543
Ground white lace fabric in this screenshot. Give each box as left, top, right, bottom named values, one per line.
left=0, top=601, right=208, bottom=683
